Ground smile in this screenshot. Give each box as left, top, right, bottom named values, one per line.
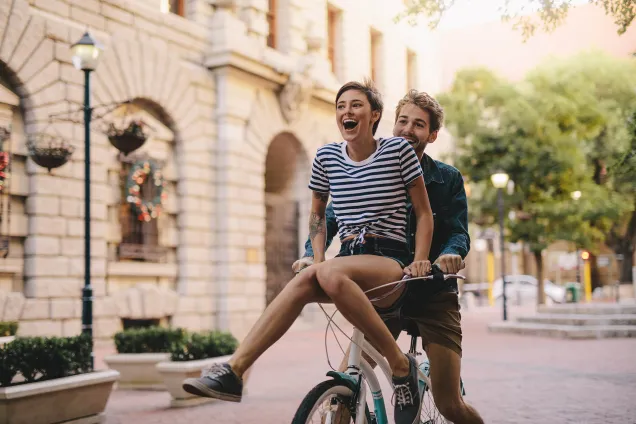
left=343, top=119, right=358, bottom=131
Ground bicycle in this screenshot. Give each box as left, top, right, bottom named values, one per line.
left=291, top=270, right=467, bottom=424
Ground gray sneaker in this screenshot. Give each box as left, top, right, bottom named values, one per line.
left=182, top=362, right=243, bottom=402
left=392, top=354, right=422, bottom=424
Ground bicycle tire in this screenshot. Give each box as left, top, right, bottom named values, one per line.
left=291, top=379, right=373, bottom=424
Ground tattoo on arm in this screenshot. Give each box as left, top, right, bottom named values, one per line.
left=309, top=212, right=325, bottom=242
left=312, top=191, right=329, bottom=203
left=406, top=180, right=417, bottom=189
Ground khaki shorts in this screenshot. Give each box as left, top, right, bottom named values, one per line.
left=374, top=285, right=463, bottom=357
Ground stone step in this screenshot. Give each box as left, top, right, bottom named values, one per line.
left=517, top=314, right=636, bottom=326
left=488, top=322, right=636, bottom=339
left=537, top=303, right=636, bottom=315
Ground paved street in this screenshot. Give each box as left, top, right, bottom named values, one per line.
left=100, top=306, right=636, bottom=424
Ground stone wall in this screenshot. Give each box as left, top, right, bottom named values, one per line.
left=0, top=0, right=439, bottom=340
left=0, top=0, right=216, bottom=338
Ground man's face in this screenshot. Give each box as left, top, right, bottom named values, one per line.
left=393, top=103, right=438, bottom=157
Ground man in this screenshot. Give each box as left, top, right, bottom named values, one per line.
left=295, top=90, right=484, bottom=424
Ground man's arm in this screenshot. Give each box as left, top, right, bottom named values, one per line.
left=437, top=172, right=470, bottom=261
left=303, top=201, right=338, bottom=258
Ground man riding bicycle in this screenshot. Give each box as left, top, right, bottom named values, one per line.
left=294, top=90, right=484, bottom=424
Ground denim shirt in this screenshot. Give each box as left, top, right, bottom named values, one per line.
left=303, top=154, right=470, bottom=265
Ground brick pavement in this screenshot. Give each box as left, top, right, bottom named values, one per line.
left=101, top=306, right=636, bottom=424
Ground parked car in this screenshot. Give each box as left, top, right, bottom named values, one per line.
left=493, top=275, right=566, bottom=305
left=460, top=274, right=566, bottom=306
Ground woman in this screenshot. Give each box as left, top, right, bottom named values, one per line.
left=183, top=80, right=434, bottom=424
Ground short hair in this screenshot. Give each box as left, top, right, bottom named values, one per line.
left=394, top=90, right=444, bottom=133
left=335, top=79, right=384, bottom=135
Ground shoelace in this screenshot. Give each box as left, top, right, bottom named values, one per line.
left=393, top=383, right=414, bottom=410
left=201, top=363, right=231, bottom=379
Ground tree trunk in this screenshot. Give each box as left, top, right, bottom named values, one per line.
left=534, top=250, right=545, bottom=305
left=617, top=245, right=634, bottom=283
left=589, top=252, right=602, bottom=290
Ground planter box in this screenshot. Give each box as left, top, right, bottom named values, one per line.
left=0, top=336, right=14, bottom=346
left=0, top=369, right=119, bottom=424
left=157, top=356, right=252, bottom=408
left=103, top=353, right=170, bottom=390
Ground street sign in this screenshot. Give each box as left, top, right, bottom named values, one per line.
left=596, top=256, right=610, bottom=267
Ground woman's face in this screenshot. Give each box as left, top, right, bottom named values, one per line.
left=336, top=89, right=379, bottom=142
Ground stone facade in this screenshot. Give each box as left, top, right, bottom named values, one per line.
left=0, top=0, right=431, bottom=339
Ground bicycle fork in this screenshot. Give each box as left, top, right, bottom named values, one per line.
left=347, top=330, right=369, bottom=424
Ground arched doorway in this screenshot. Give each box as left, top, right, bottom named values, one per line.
left=264, top=132, right=308, bottom=305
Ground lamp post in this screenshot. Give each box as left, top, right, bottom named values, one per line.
left=71, top=32, right=103, bottom=370
left=570, top=190, right=582, bottom=285
left=491, top=170, right=509, bottom=321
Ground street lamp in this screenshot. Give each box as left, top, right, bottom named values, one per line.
left=491, top=170, right=509, bottom=321
left=71, top=32, right=103, bottom=370
left=571, top=190, right=582, bottom=285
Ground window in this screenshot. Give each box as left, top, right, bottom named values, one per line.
left=161, top=0, right=185, bottom=16
left=406, top=49, right=417, bottom=90
left=327, top=6, right=341, bottom=74
left=370, top=29, right=383, bottom=86
left=170, top=0, right=185, bottom=16
left=121, top=318, right=161, bottom=330
left=267, top=0, right=278, bottom=48
left=118, top=155, right=167, bottom=263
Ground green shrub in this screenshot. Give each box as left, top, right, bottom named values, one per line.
left=169, top=331, right=238, bottom=362
left=0, top=333, right=92, bottom=387
left=114, top=326, right=186, bottom=354
left=0, top=322, right=18, bottom=337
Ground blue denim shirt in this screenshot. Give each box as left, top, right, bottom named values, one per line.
left=303, top=154, right=470, bottom=264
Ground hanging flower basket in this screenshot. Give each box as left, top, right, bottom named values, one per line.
left=107, top=120, right=148, bottom=155
left=27, top=133, right=75, bottom=172
left=126, top=159, right=167, bottom=222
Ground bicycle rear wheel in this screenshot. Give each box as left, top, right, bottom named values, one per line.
left=292, top=379, right=373, bottom=424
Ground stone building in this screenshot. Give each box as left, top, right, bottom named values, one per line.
left=0, top=0, right=434, bottom=339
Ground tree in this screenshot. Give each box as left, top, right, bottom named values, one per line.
left=398, top=0, right=635, bottom=39
left=524, top=52, right=636, bottom=283
left=438, top=62, right=630, bottom=304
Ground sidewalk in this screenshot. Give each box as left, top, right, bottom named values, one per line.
left=102, top=305, right=636, bottom=423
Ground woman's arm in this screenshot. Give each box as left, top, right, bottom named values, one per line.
left=309, top=191, right=330, bottom=264
left=405, top=176, right=434, bottom=277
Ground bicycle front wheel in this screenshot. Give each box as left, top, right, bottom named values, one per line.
left=292, top=379, right=373, bottom=424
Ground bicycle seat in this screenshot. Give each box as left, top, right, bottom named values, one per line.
left=403, top=320, right=420, bottom=338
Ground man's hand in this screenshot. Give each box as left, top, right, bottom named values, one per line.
left=292, top=256, right=314, bottom=273
left=403, top=260, right=431, bottom=278
left=435, top=254, right=465, bottom=274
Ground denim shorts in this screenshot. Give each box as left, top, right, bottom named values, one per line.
left=335, top=236, right=411, bottom=268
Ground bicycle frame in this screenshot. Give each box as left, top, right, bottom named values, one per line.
left=338, top=328, right=431, bottom=424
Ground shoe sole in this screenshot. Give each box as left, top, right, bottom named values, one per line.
left=182, top=378, right=242, bottom=403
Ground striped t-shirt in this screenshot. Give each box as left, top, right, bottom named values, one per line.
left=308, top=137, right=422, bottom=243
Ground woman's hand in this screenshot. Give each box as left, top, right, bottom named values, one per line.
left=403, top=260, right=432, bottom=278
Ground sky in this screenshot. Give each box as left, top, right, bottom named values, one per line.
left=438, top=0, right=590, bottom=29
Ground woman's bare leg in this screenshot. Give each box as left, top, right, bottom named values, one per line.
left=229, top=267, right=329, bottom=377
left=316, top=255, right=410, bottom=376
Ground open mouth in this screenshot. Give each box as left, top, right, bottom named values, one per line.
left=343, top=119, right=358, bottom=131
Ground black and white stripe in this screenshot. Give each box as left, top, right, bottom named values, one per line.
left=308, top=137, right=422, bottom=243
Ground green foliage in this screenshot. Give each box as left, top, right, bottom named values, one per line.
left=397, top=0, right=635, bottom=39
left=169, top=331, right=238, bottom=362
left=440, top=51, right=636, bottom=258
left=0, top=322, right=18, bottom=337
left=114, top=326, right=187, bottom=354
left=0, top=334, right=92, bottom=387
